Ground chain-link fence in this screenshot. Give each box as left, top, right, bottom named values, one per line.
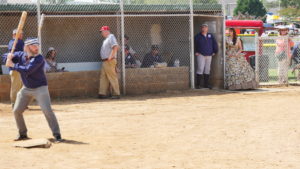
left=0, top=5, right=38, bottom=74
left=0, top=0, right=224, bottom=94
left=255, top=35, right=300, bottom=85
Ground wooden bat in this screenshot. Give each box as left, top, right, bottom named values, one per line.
left=10, top=11, right=27, bottom=54
left=38, top=14, right=45, bottom=32
left=6, top=11, right=27, bottom=67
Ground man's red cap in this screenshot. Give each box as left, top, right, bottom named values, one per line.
left=100, top=26, right=110, bottom=32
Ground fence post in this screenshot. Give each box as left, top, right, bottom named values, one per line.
left=255, top=32, right=259, bottom=84
left=285, top=36, right=289, bottom=85
left=222, top=0, right=226, bottom=89
left=37, top=0, right=42, bottom=53
left=120, top=0, right=126, bottom=95
left=189, top=0, right=195, bottom=89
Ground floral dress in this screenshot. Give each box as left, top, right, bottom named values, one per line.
left=225, top=37, right=258, bottom=90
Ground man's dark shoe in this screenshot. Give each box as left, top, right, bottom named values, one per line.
left=204, top=84, right=212, bottom=90
left=111, top=95, right=120, bottom=99
left=54, top=134, right=63, bottom=142
left=203, top=83, right=212, bottom=89
left=204, top=74, right=212, bottom=90
left=98, top=95, right=109, bottom=99
left=195, top=74, right=204, bottom=89
left=14, top=135, right=30, bottom=141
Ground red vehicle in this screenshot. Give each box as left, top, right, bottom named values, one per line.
left=226, top=20, right=264, bottom=62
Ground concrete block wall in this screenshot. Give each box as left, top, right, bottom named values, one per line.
left=46, top=71, right=100, bottom=98
left=0, top=67, right=190, bottom=102
left=125, top=67, right=190, bottom=95
left=0, top=71, right=100, bottom=102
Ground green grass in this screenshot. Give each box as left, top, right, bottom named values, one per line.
left=263, top=69, right=297, bottom=83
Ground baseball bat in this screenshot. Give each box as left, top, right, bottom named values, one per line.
left=10, top=11, right=27, bottom=54
left=38, top=14, right=45, bottom=53
left=38, top=14, right=45, bottom=31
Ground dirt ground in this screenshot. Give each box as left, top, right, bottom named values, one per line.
left=0, top=87, right=300, bottom=169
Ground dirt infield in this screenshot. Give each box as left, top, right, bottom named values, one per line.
left=1, top=87, right=300, bottom=169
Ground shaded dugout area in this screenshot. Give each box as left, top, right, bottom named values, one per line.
left=0, top=3, right=224, bottom=97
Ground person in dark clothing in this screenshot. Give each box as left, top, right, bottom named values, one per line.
left=141, top=45, right=163, bottom=68
left=194, top=24, right=218, bottom=89
left=8, top=29, right=25, bottom=53
left=124, top=35, right=137, bottom=57
left=7, top=29, right=25, bottom=108
left=291, top=42, right=300, bottom=74
left=292, top=42, right=300, bottom=63
left=125, top=45, right=137, bottom=68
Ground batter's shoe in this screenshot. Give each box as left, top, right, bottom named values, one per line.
left=54, top=134, right=63, bottom=142
left=14, top=135, right=30, bottom=141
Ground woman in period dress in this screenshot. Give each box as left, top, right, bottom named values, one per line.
left=225, top=28, right=258, bottom=90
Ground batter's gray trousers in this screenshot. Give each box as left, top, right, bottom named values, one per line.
left=13, top=86, right=60, bottom=137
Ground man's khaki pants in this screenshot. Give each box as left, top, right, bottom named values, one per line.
left=10, top=70, right=23, bottom=104
left=99, top=59, right=120, bottom=96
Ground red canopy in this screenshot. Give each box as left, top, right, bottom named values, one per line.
left=226, top=20, right=264, bottom=35
left=226, top=20, right=264, bottom=28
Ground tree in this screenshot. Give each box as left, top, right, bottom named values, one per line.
left=280, top=0, right=300, bottom=9
left=279, top=0, right=300, bottom=17
left=234, top=0, right=267, bottom=18
left=279, top=7, right=300, bottom=18
left=261, top=0, right=279, bottom=11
